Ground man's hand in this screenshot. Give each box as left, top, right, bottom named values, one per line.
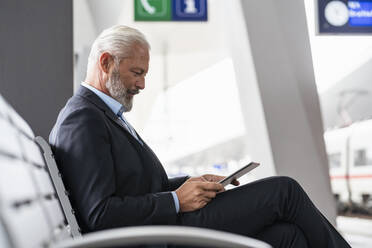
left=175, top=174, right=240, bottom=213
left=175, top=179, right=224, bottom=212
left=191, top=174, right=240, bottom=186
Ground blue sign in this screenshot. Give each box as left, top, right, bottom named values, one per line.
left=171, top=0, right=208, bottom=21
left=318, top=0, right=372, bottom=34
left=349, top=1, right=372, bottom=26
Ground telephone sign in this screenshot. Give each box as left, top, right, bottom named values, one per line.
left=135, top=0, right=208, bottom=21
left=134, top=0, right=172, bottom=21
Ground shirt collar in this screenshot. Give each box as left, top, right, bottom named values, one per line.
left=81, top=82, right=124, bottom=116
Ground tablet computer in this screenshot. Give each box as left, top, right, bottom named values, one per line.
left=218, top=162, right=260, bottom=186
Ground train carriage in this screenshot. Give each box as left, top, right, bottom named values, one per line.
left=325, top=120, right=372, bottom=208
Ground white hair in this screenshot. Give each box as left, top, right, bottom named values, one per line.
left=87, top=25, right=150, bottom=69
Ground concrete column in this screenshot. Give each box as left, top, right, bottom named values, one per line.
left=0, top=0, right=73, bottom=139
left=228, top=0, right=336, bottom=223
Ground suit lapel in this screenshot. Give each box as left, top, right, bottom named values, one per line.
left=76, top=86, right=150, bottom=154
left=102, top=105, right=146, bottom=151
left=76, top=86, right=135, bottom=138
left=104, top=110, right=129, bottom=133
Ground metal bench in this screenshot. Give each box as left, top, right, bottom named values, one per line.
left=0, top=94, right=271, bottom=248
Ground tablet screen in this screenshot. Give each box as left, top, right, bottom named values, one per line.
left=219, top=162, right=260, bottom=186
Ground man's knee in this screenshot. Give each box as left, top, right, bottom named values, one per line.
left=262, top=176, right=305, bottom=201
left=276, top=176, right=298, bottom=184
left=272, top=176, right=302, bottom=190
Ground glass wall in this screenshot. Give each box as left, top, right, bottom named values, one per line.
left=305, top=0, right=372, bottom=217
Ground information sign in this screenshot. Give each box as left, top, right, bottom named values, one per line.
left=172, top=0, right=208, bottom=21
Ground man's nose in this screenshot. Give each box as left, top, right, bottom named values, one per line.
left=136, top=78, right=145, bottom=90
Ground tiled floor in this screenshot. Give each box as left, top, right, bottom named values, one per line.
left=337, top=216, right=372, bottom=248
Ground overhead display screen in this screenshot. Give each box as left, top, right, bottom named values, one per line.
left=319, top=0, right=372, bottom=33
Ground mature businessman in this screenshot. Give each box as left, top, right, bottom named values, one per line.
left=50, top=25, right=350, bottom=248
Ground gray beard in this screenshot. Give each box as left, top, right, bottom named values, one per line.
left=105, top=69, right=133, bottom=112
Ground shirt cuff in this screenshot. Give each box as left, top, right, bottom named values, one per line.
left=171, top=191, right=180, bottom=213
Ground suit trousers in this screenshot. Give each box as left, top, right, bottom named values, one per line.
left=172, top=176, right=350, bottom=248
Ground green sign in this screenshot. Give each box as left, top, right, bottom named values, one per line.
left=135, top=0, right=172, bottom=21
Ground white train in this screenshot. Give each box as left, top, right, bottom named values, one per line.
left=325, top=119, right=372, bottom=208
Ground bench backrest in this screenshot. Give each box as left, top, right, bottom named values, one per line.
left=35, top=137, right=81, bottom=238
left=0, top=95, right=72, bottom=248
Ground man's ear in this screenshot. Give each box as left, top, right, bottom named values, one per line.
left=99, top=52, right=114, bottom=74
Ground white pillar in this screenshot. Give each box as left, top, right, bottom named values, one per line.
left=227, top=0, right=336, bottom=224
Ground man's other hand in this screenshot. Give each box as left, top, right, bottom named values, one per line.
left=175, top=179, right=224, bottom=212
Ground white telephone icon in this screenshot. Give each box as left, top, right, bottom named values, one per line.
left=141, top=0, right=156, bottom=14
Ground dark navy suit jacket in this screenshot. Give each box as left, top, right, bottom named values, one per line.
left=50, top=86, right=188, bottom=233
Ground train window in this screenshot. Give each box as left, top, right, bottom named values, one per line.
left=354, top=149, right=372, bottom=166
left=328, top=153, right=341, bottom=168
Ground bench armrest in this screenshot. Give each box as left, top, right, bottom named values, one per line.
left=54, top=225, right=271, bottom=248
